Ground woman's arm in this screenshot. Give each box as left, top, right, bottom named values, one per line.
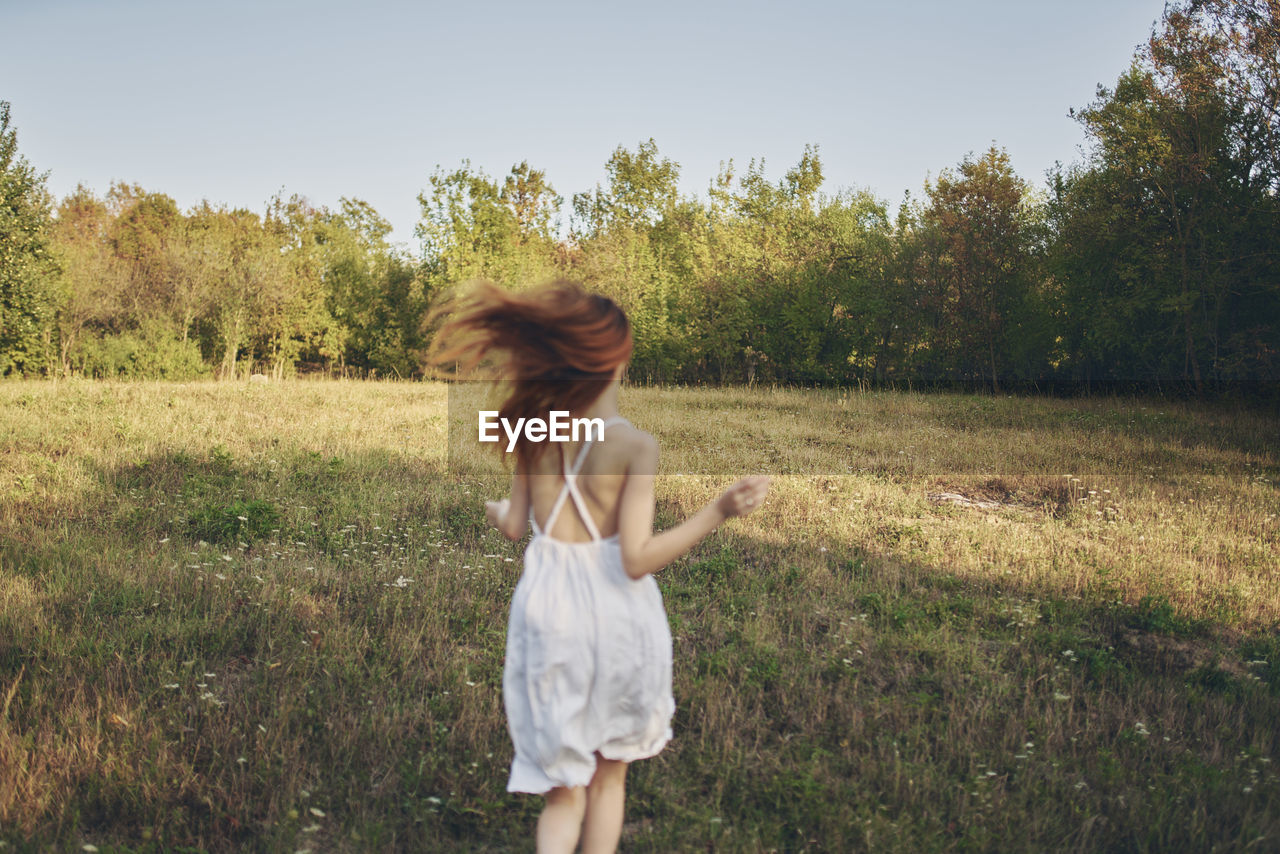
left=617, top=434, right=770, bottom=580
left=485, top=467, right=531, bottom=541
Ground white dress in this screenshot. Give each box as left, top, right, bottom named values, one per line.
left=504, top=416, right=675, bottom=794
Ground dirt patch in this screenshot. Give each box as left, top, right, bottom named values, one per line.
left=927, top=491, right=1007, bottom=510
left=927, top=476, right=1084, bottom=517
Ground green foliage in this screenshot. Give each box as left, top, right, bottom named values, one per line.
left=438, top=498, right=487, bottom=547
left=187, top=498, right=280, bottom=544
left=273, top=194, right=424, bottom=377
left=1047, top=1, right=1280, bottom=392
left=684, top=544, right=740, bottom=588
left=909, top=146, right=1050, bottom=389
left=39, top=184, right=418, bottom=380
left=1077, top=645, right=1128, bottom=684
left=1186, top=664, right=1239, bottom=696
left=572, top=138, right=680, bottom=232
left=0, top=101, right=58, bottom=375
left=1124, top=594, right=1210, bottom=638
left=70, top=318, right=210, bottom=379
left=417, top=160, right=562, bottom=290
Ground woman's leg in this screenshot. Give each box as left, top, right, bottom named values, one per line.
left=581, top=754, right=628, bottom=854
left=537, top=785, right=586, bottom=853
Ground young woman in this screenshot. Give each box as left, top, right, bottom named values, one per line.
left=429, top=280, right=769, bottom=853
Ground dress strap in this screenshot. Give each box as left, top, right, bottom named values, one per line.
left=561, top=473, right=602, bottom=542
left=536, top=416, right=628, bottom=540
left=540, top=439, right=589, bottom=536
left=538, top=477, right=571, bottom=538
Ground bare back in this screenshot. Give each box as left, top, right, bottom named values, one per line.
left=526, top=419, right=648, bottom=543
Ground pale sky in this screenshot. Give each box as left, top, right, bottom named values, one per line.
left=1, top=0, right=1163, bottom=250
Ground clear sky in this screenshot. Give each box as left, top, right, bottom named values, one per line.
left=2, top=0, right=1164, bottom=250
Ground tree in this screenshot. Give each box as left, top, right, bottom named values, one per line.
left=106, top=186, right=183, bottom=331
left=1177, top=0, right=1280, bottom=193
left=0, top=101, right=57, bottom=374
left=569, top=140, right=687, bottom=379
left=417, top=160, right=562, bottom=292
left=571, top=139, right=680, bottom=235
left=50, top=185, right=118, bottom=374
left=1048, top=0, right=1280, bottom=391
left=918, top=146, right=1047, bottom=390
left=300, top=196, right=427, bottom=377
left=502, top=160, right=561, bottom=242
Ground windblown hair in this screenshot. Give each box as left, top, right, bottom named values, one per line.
left=426, top=279, right=633, bottom=470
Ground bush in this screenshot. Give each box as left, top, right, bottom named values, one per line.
left=188, top=499, right=280, bottom=544
left=70, top=321, right=209, bottom=379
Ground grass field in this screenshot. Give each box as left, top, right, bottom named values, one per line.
left=1, top=379, right=1278, bottom=852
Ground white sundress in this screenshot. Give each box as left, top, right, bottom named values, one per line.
left=504, top=416, right=676, bottom=794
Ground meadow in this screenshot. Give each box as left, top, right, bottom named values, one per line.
left=1, top=379, right=1278, bottom=852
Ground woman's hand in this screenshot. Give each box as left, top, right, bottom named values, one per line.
left=485, top=498, right=511, bottom=530
left=716, top=475, right=771, bottom=518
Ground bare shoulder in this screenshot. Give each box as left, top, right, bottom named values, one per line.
left=612, top=422, right=657, bottom=452
left=600, top=422, right=658, bottom=472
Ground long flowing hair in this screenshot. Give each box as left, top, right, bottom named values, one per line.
left=426, top=279, right=632, bottom=471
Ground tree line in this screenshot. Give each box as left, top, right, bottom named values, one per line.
left=1, top=0, right=1276, bottom=394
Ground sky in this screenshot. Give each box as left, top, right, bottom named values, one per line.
left=1, top=0, right=1165, bottom=250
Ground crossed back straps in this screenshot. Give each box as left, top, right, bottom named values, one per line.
left=528, top=415, right=630, bottom=541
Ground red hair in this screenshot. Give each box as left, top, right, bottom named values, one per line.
left=426, top=279, right=633, bottom=470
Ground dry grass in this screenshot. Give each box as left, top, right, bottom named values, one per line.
left=0, top=378, right=1277, bottom=852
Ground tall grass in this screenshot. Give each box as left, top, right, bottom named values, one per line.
left=1, top=379, right=1277, bottom=851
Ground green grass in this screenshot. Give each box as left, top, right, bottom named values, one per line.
left=0, top=378, right=1277, bottom=852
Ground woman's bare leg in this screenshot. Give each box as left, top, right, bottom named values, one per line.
left=537, top=785, right=586, bottom=853
left=581, top=754, right=628, bottom=854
